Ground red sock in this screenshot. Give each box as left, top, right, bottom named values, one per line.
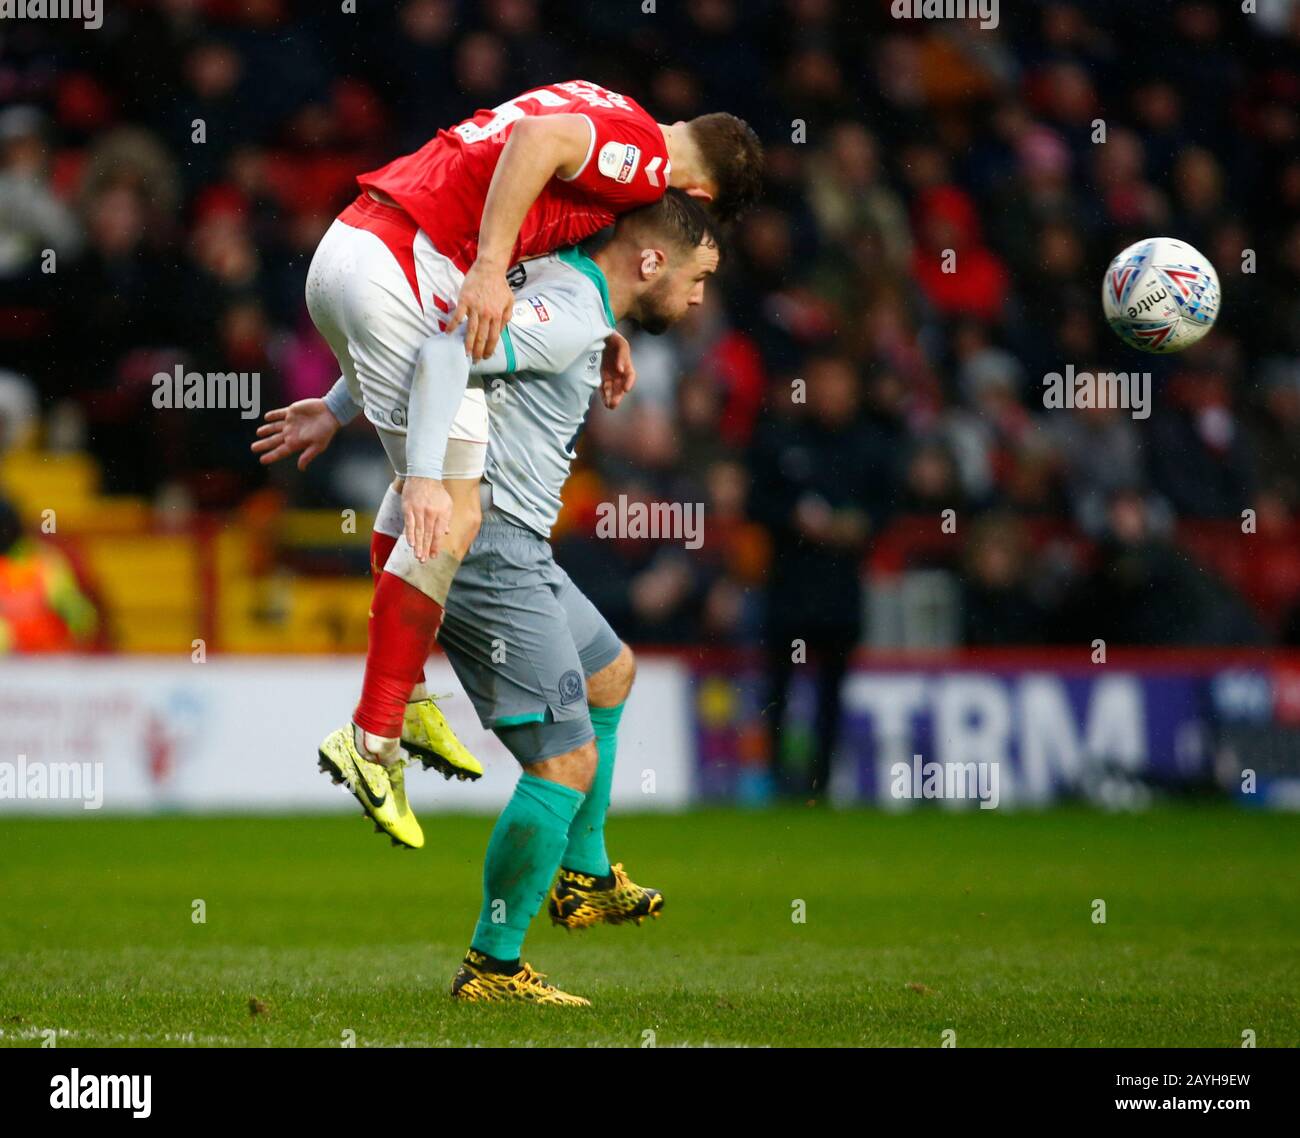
left=368, top=529, right=427, bottom=691
left=370, top=530, right=398, bottom=582
left=354, top=571, right=442, bottom=739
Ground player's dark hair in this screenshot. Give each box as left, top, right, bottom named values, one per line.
left=687, top=112, right=764, bottom=224
left=621, top=187, right=722, bottom=256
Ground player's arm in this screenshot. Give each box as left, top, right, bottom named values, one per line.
left=400, top=296, right=592, bottom=559
left=321, top=378, right=361, bottom=426
left=403, top=333, right=478, bottom=561
left=405, top=299, right=586, bottom=497
left=399, top=300, right=593, bottom=559
left=451, top=114, right=594, bottom=362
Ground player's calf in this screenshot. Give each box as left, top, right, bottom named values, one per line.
left=376, top=521, right=485, bottom=782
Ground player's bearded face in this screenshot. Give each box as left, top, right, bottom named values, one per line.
left=635, top=243, right=718, bottom=334
left=635, top=273, right=680, bottom=335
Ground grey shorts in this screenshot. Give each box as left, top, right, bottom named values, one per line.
left=437, top=511, right=623, bottom=763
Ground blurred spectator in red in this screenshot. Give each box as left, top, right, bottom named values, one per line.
left=910, top=186, right=1009, bottom=323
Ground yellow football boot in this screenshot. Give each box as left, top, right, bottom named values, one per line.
left=385, top=756, right=423, bottom=847
left=547, top=862, right=663, bottom=930
left=450, top=950, right=590, bottom=1006
left=317, top=726, right=425, bottom=849
left=402, top=695, right=483, bottom=782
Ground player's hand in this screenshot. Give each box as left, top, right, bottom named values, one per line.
left=450, top=257, right=514, bottom=363
left=252, top=399, right=341, bottom=470
left=600, top=331, right=637, bottom=410
left=402, top=476, right=453, bottom=562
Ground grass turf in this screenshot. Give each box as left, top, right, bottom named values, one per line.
left=0, top=805, right=1296, bottom=1047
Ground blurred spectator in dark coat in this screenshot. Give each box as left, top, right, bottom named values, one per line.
left=1245, top=359, right=1300, bottom=513
left=0, top=107, right=83, bottom=380
left=555, top=486, right=721, bottom=646
left=1170, top=145, right=1229, bottom=253
left=1055, top=488, right=1263, bottom=646
left=749, top=353, right=896, bottom=799
left=1144, top=351, right=1257, bottom=519
left=959, top=513, right=1047, bottom=645
left=1051, top=402, right=1146, bottom=536
left=900, top=437, right=966, bottom=519
left=0, top=107, right=82, bottom=280
left=986, top=119, right=1082, bottom=282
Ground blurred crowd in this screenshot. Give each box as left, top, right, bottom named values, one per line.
left=3, top=0, right=1300, bottom=651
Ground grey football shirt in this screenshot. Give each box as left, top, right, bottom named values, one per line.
left=321, top=245, right=616, bottom=534
left=471, top=247, right=616, bottom=537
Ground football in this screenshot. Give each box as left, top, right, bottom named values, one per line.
left=1102, top=236, right=1221, bottom=353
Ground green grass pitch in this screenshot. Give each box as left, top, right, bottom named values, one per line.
left=0, top=805, right=1296, bottom=1047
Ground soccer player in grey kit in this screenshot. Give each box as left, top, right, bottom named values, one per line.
left=269, top=189, right=721, bottom=1003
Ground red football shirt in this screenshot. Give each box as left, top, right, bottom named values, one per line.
left=358, top=80, right=671, bottom=272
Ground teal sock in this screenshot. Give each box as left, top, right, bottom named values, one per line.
left=471, top=772, right=584, bottom=961
left=561, top=702, right=624, bottom=877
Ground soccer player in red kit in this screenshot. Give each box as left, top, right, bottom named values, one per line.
left=254, top=80, right=761, bottom=847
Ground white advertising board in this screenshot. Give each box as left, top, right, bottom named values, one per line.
left=0, top=656, right=693, bottom=814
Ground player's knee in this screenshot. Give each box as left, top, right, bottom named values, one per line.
left=458, top=492, right=482, bottom=547
left=532, top=738, right=598, bottom=794
left=384, top=537, right=461, bottom=604
left=451, top=511, right=481, bottom=561
left=568, top=739, right=598, bottom=793
left=496, top=712, right=593, bottom=779
left=589, top=642, right=635, bottom=708
left=444, top=478, right=482, bottom=559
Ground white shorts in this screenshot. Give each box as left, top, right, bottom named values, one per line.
left=305, top=194, right=488, bottom=478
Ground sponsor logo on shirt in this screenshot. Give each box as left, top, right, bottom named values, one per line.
left=511, top=296, right=550, bottom=326
left=598, top=141, right=641, bottom=184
